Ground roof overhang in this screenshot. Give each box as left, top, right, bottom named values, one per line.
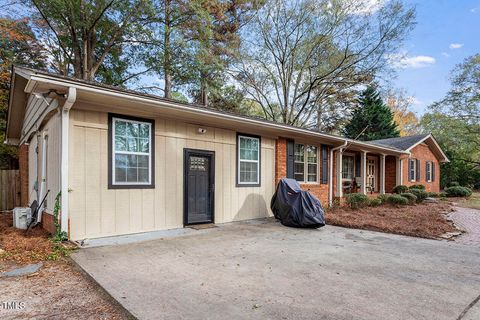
left=406, top=134, right=449, bottom=162
left=6, top=66, right=409, bottom=156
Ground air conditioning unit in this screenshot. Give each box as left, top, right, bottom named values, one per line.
left=13, top=207, right=32, bottom=230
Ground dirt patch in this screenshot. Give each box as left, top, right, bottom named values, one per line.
left=325, top=201, right=457, bottom=239
left=0, top=260, right=130, bottom=320
left=0, top=212, right=130, bottom=319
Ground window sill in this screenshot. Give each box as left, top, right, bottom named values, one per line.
left=108, top=184, right=155, bottom=189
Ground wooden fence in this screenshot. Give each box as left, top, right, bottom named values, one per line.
left=0, top=170, right=20, bottom=211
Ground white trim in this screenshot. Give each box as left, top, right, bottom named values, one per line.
left=237, top=135, right=260, bottom=185
left=111, top=117, right=153, bottom=186
left=405, top=134, right=449, bottom=162
left=293, top=143, right=319, bottom=183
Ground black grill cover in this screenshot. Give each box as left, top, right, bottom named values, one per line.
left=270, top=178, right=325, bottom=228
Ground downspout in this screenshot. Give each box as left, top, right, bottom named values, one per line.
left=329, top=141, right=348, bottom=206
left=38, top=131, right=48, bottom=223
left=60, top=87, right=76, bottom=235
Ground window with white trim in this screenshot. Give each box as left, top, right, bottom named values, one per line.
left=294, top=143, right=318, bottom=182
left=237, top=135, right=260, bottom=185
left=111, top=116, right=153, bottom=187
left=409, top=159, right=416, bottom=181
left=342, top=155, right=354, bottom=180
left=426, top=161, right=433, bottom=182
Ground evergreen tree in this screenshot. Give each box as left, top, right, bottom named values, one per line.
left=343, top=87, right=399, bottom=141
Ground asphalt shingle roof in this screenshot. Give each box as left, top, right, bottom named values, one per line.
left=368, top=134, right=430, bottom=151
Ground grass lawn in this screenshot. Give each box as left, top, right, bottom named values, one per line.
left=456, top=192, right=480, bottom=210
left=325, top=201, right=457, bottom=239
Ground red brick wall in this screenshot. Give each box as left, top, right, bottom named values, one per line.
left=275, top=138, right=330, bottom=206
left=385, top=155, right=397, bottom=193
left=402, top=143, right=440, bottom=193
left=18, top=143, right=29, bottom=207
left=41, top=212, right=55, bottom=234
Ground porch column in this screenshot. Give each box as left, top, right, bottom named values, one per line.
left=396, top=157, right=403, bottom=186
left=336, top=149, right=343, bottom=198
left=380, top=154, right=386, bottom=194
left=360, top=151, right=367, bottom=194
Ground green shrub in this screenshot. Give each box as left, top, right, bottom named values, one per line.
left=445, top=186, right=473, bottom=197
left=369, top=198, right=382, bottom=207
left=377, top=194, right=388, bottom=204
left=386, top=194, right=409, bottom=206
left=447, top=181, right=460, bottom=187
left=409, top=188, right=428, bottom=203
left=400, top=193, right=417, bottom=205
left=346, top=193, right=370, bottom=209
left=392, top=185, right=409, bottom=194
left=409, top=184, right=426, bottom=190
left=427, top=192, right=439, bottom=198
left=439, top=191, right=447, bottom=199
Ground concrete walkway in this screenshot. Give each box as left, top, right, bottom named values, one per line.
left=72, top=220, right=480, bottom=320
left=449, top=206, right=480, bottom=246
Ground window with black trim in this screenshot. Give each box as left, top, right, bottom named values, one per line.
left=426, top=161, right=433, bottom=182
left=109, top=114, right=154, bottom=188
left=237, top=134, right=260, bottom=186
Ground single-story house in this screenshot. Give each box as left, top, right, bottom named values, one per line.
left=6, top=66, right=449, bottom=241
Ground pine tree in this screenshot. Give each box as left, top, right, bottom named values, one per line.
left=343, top=87, right=399, bottom=141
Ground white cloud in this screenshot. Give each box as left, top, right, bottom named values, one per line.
left=441, top=52, right=450, bottom=58
left=471, top=7, right=479, bottom=13
left=390, top=54, right=436, bottom=69
left=449, top=43, right=463, bottom=49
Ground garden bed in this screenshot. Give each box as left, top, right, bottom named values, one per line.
left=0, top=212, right=129, bottom=319
left=325, top=201, right=458, bottom=239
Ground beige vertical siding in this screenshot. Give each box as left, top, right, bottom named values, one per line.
left=68, top=109, right=275, bottom=240
left=27, top=112, right=62, bottom=213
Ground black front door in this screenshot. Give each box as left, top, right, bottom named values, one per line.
left=184, top=149, right=215, bottom=225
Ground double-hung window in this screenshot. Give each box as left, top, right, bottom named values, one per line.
left=294, top=143, right=318, bottom=183
left=109, top=114, right=154, bottom=188
left=409, top=159, right=416, bottom=181
left=426, top=161, right=433, bottom=182
left=342, top=155, right=354, bottom=180
left=237, top=134, right=260, bottom=186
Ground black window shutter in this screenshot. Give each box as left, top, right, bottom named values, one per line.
left=432, top=162, right=435, bottom=181
left=416, top=159, right=421, bottom=181
left=355, top=155, right=361, bottom=177
left=426, top=162, right=429, bottom=181
left=286, top=139, right=295, bottom=179
left=321, top=145, right=328, bottom=184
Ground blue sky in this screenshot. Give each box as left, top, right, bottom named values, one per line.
left=393, top=0, right=480, bottom=115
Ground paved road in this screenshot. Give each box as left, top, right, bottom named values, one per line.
left=450, top=206, right=480, bottom=246
left=72, top=220, right=480, bottom=320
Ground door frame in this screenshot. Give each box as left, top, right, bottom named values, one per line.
left=183, top=148, right=215, bottom=226
left=367, top=157, right=377, bottom=192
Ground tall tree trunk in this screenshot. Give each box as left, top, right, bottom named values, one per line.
left=163, top=0, right=172, bottom=99
left=199, top=74, right=208, bottom=106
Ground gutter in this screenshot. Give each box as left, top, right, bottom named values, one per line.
left=60, top=87, right=76, bottom=235
left=26, top=74, right=408, bottom=155
left=329, top=141, right=348, bottom=206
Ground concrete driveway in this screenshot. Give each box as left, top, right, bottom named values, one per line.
left=72, top=219, right=480, bottom=320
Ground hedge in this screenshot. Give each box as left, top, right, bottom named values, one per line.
left=400, top=193, right=417, bottom=205
left=392, top=185, right=409, bottom=194
left=409, top=184, right=426, bottom=190
left=408, top=188, right=428, bottom=203
left=386, top=194, right=409, bottom=206
left=444, top=186, right=473, bottom=197
left=345, top=193, right=370, bottom=209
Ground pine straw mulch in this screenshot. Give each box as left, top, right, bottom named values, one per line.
left=0, top=211, right=58, bottom=264
left=0, top=211, right=130, bottom=319
left=325, top=200, right=458, bottom=239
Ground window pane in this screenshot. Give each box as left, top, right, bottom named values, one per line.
left=294, top=162, right=304, bottom=175
left=308, top=163, right=317, bottom=176
left=115, top=154, right=128, bottom=168
left=239, top=136, right=259, bottom=161
left=127, top=168, right=138, bottom=182
left=294, top=173, right=304, bottom=181
left=294, top=144, right=304, bottom=162
left=138, top=168, right=149, bottom=182
left=115, top=121, right=126, bottom=136
left=115, top=136, right=127, bottom=151
left=342, top=156, right=354, bottom=179
left=138, top=155, right=149, bottom=168
left=240, top=161, right=258, bottom=183
left=115, top=167, right=126, bottom=182
left=127, top=122, right=138, bottom=137
left=127, top=154, right=138, bottom=168
left=307, top=146, right=317, bottom=164
left=127, top=137, right=137, bottom=152
left=139, top=138, right=149, bottom=153
left=139, top=123, right=150, bottom=138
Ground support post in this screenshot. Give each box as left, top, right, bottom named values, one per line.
left=360, top=151, right=367, bottom=194
left=396, top=157, right=403, bottom=186
left=380, top=154, right=386, bottom=194
left=336, top=149, right=343, bottom=198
